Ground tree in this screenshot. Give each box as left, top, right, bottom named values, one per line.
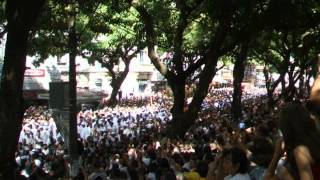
left=29, top=1, right=144, bottom=107
left=256, top=0, right=320, bottom=105
left=0, top=0, right=45, bottom=178
left=251, top=30, right=290, bottom=107
left=252, top=26, right=320, bottom=107
left=82, top=5, right=145, bottom=106
left=231, top=41, right=249, bottom=123
left=133, top=0, right=273, bottom=137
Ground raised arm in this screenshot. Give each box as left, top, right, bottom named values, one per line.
left=294, top=145, right=314, bottom=180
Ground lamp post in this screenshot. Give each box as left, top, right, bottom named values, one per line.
left=67, top=1, right=79, bottom=177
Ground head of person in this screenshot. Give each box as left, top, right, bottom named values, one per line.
left=222, top=147, right=249, bottom=175
left=248, top=137, right=273, bottom=168
left=160, top=169, right=176, bottom=180
left=279, top=102, right=320, bottom=160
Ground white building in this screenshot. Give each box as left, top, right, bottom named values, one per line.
left=23, top=49, right=163, bottom=100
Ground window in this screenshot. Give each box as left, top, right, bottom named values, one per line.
left=95, top=78, right=102, bottom=87
left=139, top=50, right=144, bottom=64
left=137, top=72, right=151, bottom=81
left=139, top=82, right=147, bottom=92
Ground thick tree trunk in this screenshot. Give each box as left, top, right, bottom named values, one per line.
left=232, top=66, right=245, bottom=122
left=231, top=43, right=248, bottom=122
left=0, top=21, right=28, bottom=180
left=167, top=76, right=186, bottom=138
left=263, top=66, right=275, bottom=108
left=109, top=83, right=120, bottom=107
left=108, top=62, right=130, bottom=107
left=167, top=54, right=220, bottom=138
left=0, top=0, right=44, bottom=178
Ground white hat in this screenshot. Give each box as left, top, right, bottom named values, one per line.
left=35, top=144, right=41, bottom=149
left=15, top=156, right=21, bottom=166
left=34, top=159, right=41, bottom=167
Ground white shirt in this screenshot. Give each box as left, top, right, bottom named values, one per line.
left=146, top=172, right=156, bottom=180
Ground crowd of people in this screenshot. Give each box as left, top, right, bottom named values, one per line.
left=14, top=88, right=320, bottom=180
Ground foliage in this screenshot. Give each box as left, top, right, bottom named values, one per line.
left=82, top=6, right=145, bottom=68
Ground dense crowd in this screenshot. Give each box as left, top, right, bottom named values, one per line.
left=14, top=88, right=320, bottom=180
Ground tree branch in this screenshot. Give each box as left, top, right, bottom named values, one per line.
left=135, top=6, right=168, bottom=77
left=184, top=57, right=205, bottom=77
left=216, top=62, right=226, bottom=71
left=125, top=47, right=141, bottom=64
left=172, top=13, right=187, bottom=74
left=173, top=0, right=206, bottom=75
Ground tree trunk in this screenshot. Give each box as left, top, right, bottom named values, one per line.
left=109, top=82, right=120, bottom=107
left=306, top=72, right=313, bottom=97
left=281, top=76, right=286, bottom=95
left=0, top=0, right=44, bottom=178
left=263, top=66, right=274, bottom=108
left=283, top=67, right=296, bottom=102
left=231, top=43, right=248, bottom=123
left=167, top=54, right=220, bottom=138
left=298, top=71, right=305, bottom=99
left=265, top=69, right=285, bottom=109
left=0, top=21, right=28, bottom=180
left=167, top=76, right=186, bottom=138
left=108, top=61, right=130, bottom=107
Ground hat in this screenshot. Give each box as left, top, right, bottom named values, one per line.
left=34, top=159, right=41, bottom=167
left=35, top=144, right=41, bottom=149
left=15, top=157, right=21, bottom=166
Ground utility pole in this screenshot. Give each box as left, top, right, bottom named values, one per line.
left=67, top=0, right=79, bottom=177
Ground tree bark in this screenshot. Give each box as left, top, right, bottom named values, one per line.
left=166, top=76, right=186, bottom=138
left=231, top=43, right=248, bottom=123
left=0, top=0, right=44, bottom=178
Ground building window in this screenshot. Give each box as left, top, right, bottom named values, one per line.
left=95, top=78, right=102, bottom=87
left=139, top=82, right=147, bottom=92
left=137, top=72, right=151, bottom=81
left=57, top=55, right=66, bottom=65
left=139, top=50, right=144, bottom=64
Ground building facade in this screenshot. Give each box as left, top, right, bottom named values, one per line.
left=23, top=49, right=163, bottom=101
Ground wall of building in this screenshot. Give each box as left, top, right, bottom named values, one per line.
left=23, top=49, right=161, bottom=100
